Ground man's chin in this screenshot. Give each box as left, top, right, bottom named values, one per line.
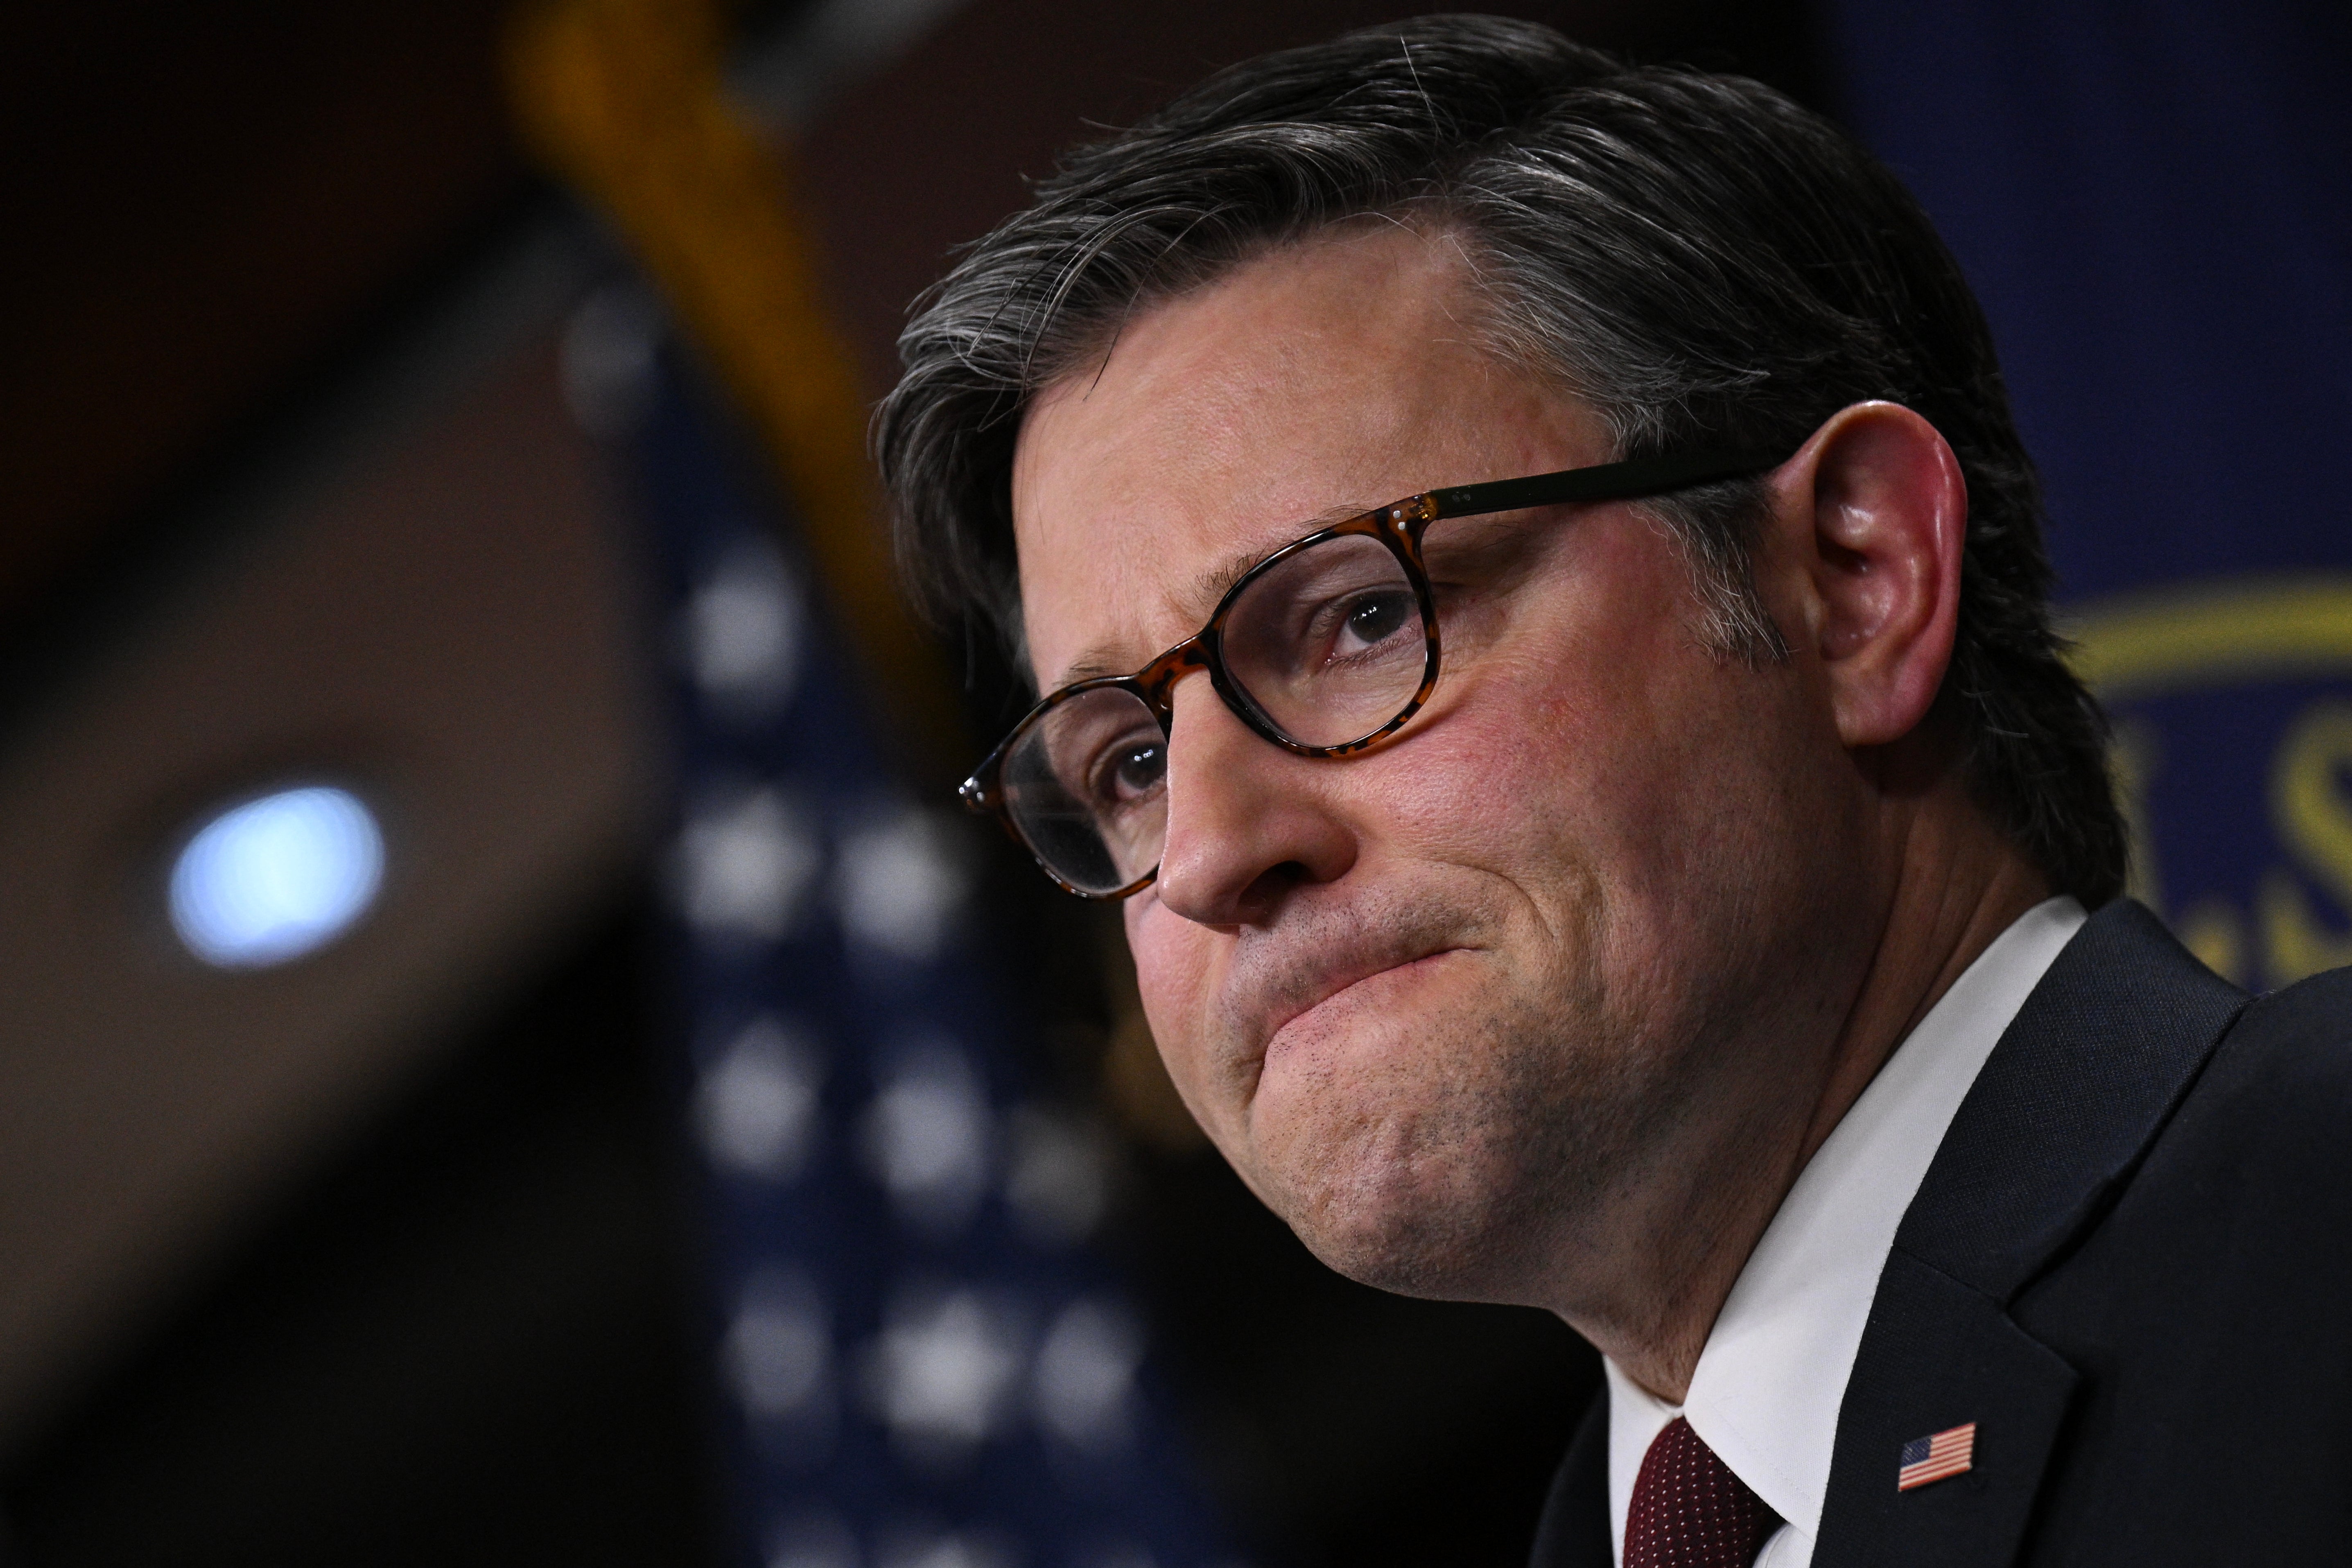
left=1290, top=1189, right=1531, bottom=1302
left=1249, top=1129, right=1541, bottom=1303
left=1228, top=1000, right=1561, bottom=1298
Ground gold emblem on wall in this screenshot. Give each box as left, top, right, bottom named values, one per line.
left=2069, top=574, right=2352, bottom=989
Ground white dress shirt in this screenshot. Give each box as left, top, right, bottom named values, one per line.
left=1603, top=897, right=2088, bottom=1568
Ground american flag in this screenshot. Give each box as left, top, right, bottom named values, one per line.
left=1897, top=1423, right=1976, bottom=1491
left=570, top=286, right=1234, bottom=1568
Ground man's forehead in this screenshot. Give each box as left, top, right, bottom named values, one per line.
left=1047, top=522, right=1364, bottom=687
left=1008, top=227, right=1597, bottom=691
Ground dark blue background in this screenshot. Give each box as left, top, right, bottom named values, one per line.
left=1829, top=0, right=2352, bottom=987
left=1829, top=0, right=2352, bottom=600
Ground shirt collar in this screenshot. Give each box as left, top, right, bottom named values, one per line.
left=1603, top=896, right=2088, bottom=1564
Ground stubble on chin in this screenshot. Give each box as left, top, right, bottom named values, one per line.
left=1221, top=915, right=1674, bottom=1307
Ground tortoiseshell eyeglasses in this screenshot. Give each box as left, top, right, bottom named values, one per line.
left=960, top=446, right=1785, bottom=898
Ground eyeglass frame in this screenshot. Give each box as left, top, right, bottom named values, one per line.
left=959, top=444, right=1790, bottom=899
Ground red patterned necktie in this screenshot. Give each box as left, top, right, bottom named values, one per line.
left=1624, top=1416, right=1782, bottom=1568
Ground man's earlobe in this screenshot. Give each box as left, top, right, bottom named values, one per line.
left=1782, top=401, right=1967, bottom=750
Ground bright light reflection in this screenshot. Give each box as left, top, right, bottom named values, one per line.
left=169, top=786, right=385, bottom=968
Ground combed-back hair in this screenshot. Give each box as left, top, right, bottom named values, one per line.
left=874, top=14, right=2128, bottom=904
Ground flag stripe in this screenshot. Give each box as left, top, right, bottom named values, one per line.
left=1896, top=1422, right=1976, bottom=1491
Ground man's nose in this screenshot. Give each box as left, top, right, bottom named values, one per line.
left=1152, top=676, right=1357, bottom=926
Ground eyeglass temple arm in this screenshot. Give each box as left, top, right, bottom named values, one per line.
left=1427, top=446, right=1788, bottom=522
left=960, top=446, right=1786, bottom=816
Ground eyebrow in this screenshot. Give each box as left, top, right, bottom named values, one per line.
left=1048, top=504, right=1371, bottom=691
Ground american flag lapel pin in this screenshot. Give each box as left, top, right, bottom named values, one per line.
left=1897, top=1422, right=1977, bottom=1491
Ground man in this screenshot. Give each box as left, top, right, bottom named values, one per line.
left=877, top=17, right=2352, bottom=1566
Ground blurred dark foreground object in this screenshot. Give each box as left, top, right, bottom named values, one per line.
left=0, top=894, right=721, bottom=1568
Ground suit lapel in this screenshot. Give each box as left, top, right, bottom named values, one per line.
left=1528, top=1393, right=1612, bottom=1568
left=1812, top=1251, right=2078, bottom=1567
left=1812, top=901, right=2246, bottom=1568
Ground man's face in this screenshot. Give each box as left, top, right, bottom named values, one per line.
left=1011, top=228, right=1870, bottom=1308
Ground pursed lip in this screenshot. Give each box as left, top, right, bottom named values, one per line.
left=1245, top=940, right=1467, bottom=1060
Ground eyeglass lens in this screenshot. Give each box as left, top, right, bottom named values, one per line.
left=1001, top=531, right=1427, bottom=895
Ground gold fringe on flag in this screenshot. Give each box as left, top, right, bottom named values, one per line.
left=506, top=0, right=960, bottom=772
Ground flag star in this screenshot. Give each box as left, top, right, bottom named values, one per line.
left=867, top=1290, right=1023, bottom=1448
left=698, top=1015, right=823, bottom=1179
left=1032, top=1296, right=1145, bottom=1447
left=686, top=536, right=805, bottom=719
left=835, top=809, right=967, bottom=961
left=863, top=1041, right=992, bottom=1229
left=559, top=284, right=663, bottom=436
left=678, top=786, right=820, bottom=939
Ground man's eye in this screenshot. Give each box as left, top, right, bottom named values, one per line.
left=1093, top=738, right=1166, bottom=807
left=1335, top=589, right=1416, bottom=653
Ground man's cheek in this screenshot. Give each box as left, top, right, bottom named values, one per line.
left=1124, top=900, right=1197, bottom=1035
left=1125, top=912, right=1232, bottom=1123
left=1143, top=1008, right=1254, bottom=1170
left=1374, top=708, right=1583, bottom=860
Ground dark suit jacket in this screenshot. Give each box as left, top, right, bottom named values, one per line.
left=1531, top=898, right=2352, bottom=1566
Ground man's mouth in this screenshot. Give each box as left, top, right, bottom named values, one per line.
left=1249, top=943, right=1467, bottom=1057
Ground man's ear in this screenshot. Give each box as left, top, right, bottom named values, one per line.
left=1770, top=401, right=1967, bottom=749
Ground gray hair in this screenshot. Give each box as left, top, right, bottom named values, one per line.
left=874, top=14, right=2126, bottom=904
